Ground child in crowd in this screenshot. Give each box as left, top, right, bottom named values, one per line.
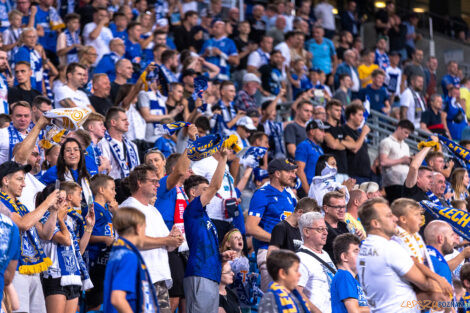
left=103, top=207, right=159, bottom=313
left=86, top=174, right=118, bottom=311
left=221, top=228, right=262, bottom=313
left=258, top=249, right=310, bottom=313
left=39, top=182, right=94, bottom=313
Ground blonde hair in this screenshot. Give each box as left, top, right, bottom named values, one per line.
left=451, top=168, right=469, bottom=200
left=220, top=228, right=243, bottom=254
left=113, top=207, right=146, bottom=236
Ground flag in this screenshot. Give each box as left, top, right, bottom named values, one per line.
left=192, top=76, right=208, bottom=101
left=239, top=147, right=267, bottom=168
left=44, top=107, right=92, bottom=130
left=154, top=122, right=190, bottom=137
left=187, top=134, right=242, bottom=161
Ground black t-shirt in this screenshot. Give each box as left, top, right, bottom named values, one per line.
left=342, top=124, right=372, bottom=178
left=323, top=122, right=348, bottom=174
left=269, top=220, right=302, bottom=252
left=110, top=81, right=122, bottom=105
left=324, top=220, right=349, bottom=261
left=8, top=86, right=41, bottom=105
left=219, top=287, right=241, bottom=313
left=233, top=37, right=250, bottom=70
left=90, top=95, right=114, bottom=116
left=388, top=24, right=408, bottom=51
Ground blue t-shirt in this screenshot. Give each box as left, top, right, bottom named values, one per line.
left=125, top=39, right=142, bottom=66
left=0, top=214, right=20, bottom=303
left=427, top=245, right=452, bottom=284
left=291, top=73, right=313, bottom=99
left=200, top=36, right=238, bottom=79
left=155, top=176, right=177, bottom=230
left=358, top=85, right=389, bottom=112
left=103, top=244, right=138, bottom=313
left=305, top=38, right=336, bottom=74
left=184, top=196, right=221, bottom=283
left=295, top=139, right=324, bottom=186
left=154, top=137, right=176, bottom=158
left=34, top=6, right=57, bottom=52
left=248, top=184, right=296, bottom=251
left=330, top=269, right=368, bottom=313
left=40, top=166, right=79, bottom=185
left=87, top=202, right=113, bottom=262
left=441, top=74, right=460, bottom=97
left=94, top=53, right=121, bottom=81
left=109, top=23, right=128, bottom=42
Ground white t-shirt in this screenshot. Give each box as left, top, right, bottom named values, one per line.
left=379, top=135, right=410, bottom=187
left=54, top=85, right=91, bottom=109
left=385, top=66, right=402, bottom=96
left=120, top=197, right=172, bottom=287
left=98, top=136, right=140, bottom=179
left=191, top=156, right=235, bottom=221
left=19, top=173, right=46, bottom=212
left=400, top=88, right=425, bottom=129
left=83, top=22, right=113, bottom=63
left=274, top=42, right=291, bottom=70
left=137, top=90, right=168, bottom=143
left=0, top=126, right=27, bottom=164
left=247, top=50, right=270, bottom=69
left=357, top=235, right=418, bottom=313
left=314, top=2, right=335, bottom=30
left=297, top=245, right=335, bottom=313
left=126, top=103, right=146, bottom=141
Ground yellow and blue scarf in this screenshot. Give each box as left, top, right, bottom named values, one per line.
left=187, top=134, right=241, bottom=161
left=112, top=237, right=159, bottom=313
left=0, top=192, right=52, bottom=274
left=267, top=282, right=310, bottom=313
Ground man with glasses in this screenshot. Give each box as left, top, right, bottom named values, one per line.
left=8, top=61, right=40, bottom=105
left=120, top=164, right=185, bottom=313
left=297, top=211, right=336, bottom=313
left=246, top=158, right=298, bottom=291
left=323, top=191, right=350, bottom=258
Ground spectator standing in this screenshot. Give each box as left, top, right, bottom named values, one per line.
left=56, top=13, right=82, bottom=66
left=375, top=1, right=394, bottom=35
left=295, top=119, right=327, bottom=196
left=297, top=211, right=336, bottom=313
left=284, top=100, right=314, bottom=159
left=305, top=26, right=337, bottom=75
left=443, top=86, right=467, bottom=141
left=246, top=158, right=297, bottom=291
left=333, top=74, right=352, bottom=106
left=374, top=37, right=389, bottom=70
left=420, top=94, right=449, bottom=137
left=401, top=49, right=425, bottom=91
left=266, top=16, right=286, bottom=47
left=384, top=51, right=402, bottom=105
left=120, top=164, right=184, bottom=313
left=259, top=50, right=285, bottom=102
left=340, top=0, right=362, bottom=37
left=90, top=74, right=113, bottom=116
left=358, top=69, right=390, bottom=114
left=358, top=49, right=379, bottom=88
left=8, top=61, right=41, bottom=105
left=334, top=50, right=360, bottom=96
left=388, top=15, right=408, bottom=61
left=345, top=189, right=367, bottom=238
left=94, top=38, right=125, bottom=82
left=248, top=5, right=267, bottom=44
left=441, top=61, right=461, bottom=97
left=14, top=28, right=44, bottom=93
left=322, top=191, right=350, bottom=259
left=424, top=56, right=438, bottom=101
left=342, top=103, right=372, bottom=183
left=0, top=102, right=32, bottom=164
left=246, top=36, right=273, bottom=74
left=400, top=75, right=426, bottom=128
left=379, top=120, right=413, bottom=203
left=83, top=7, right=113, bottom=63
left=234, top=73, right=261, bottom=112
left=314, top=0, right=335, bottom=38
left=330, top=233, right=368, bottom=313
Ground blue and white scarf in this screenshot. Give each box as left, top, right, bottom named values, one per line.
left=64, top=29, right=80, bottom=64
left=0, top=74, right=8, bottom=114
left=0, top=192, right=52, bottom=274
left=104, top=131, right=139, bottom=178
left=426, top=190, right=450, bottom=206
left=154, top=122, right=190, bottom=138
left=43, top=69, right=53, bottom=100
left=438, top=135, right=469, bottom=168
left=7, top=123, right=29, bottom=160
left=111, top=237, right=160, bottom=313
left=264, top=120, right=285, bottom=158
left=255, top=48, right=270, bottom=66
left=220, top=100, right=236, bottom=127
left=239, top=147, right=267, bottom=168
left=160, top=65, right=177, bottom=84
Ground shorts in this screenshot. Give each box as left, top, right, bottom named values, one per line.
left=154, top=281, right=171, bottom=313
left=41, top=277, right=81, bottom=300
left=12, top=272, right=46, bottom=313
left=168, top=250, right=187, bottom=298
left=85, top=263, right=106, bottom=309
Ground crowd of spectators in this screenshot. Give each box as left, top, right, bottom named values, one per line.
left=0, top=0, right=470, bottom=313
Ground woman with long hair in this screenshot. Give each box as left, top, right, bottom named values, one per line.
left=451, top=167, right=470, bottom=200
left=40, top=138, right=93, bottom=209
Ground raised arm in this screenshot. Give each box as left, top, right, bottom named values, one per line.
left=166, top=125, right=197, bottom=190
left=14, top=116, right=49, bottom=164
left=200, top=149, right=228, bottom=207
left=404, top=146, right=431, bottom=188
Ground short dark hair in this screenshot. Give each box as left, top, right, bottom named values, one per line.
left=64, top=13, right=80, bottom=23
left=358, top=197, right=389, bottom=232
left=295, top=197, right=320, bottom=212
left=323, top=191, right=345, bottom=207
left=220, top=80, right=235, bottom=91
left=66, top=62, right=87, bottom=77
left=127, top=21, right=141, bottom=31
left=345, top=102, right=364, bottom=120
left=31, top=95, right=52, bottom=108
left=161, top=50, right=177, bottom=64
left=195, top=116, right=210, bottom=131
left=90, top=174, right=114, bottom=196
left=338, top=73, right=351, bottom=83
left=460, top=263, right=470, bottom=284
left=184, top=10, right=198, bottom=20
left=249, top=132, right=267, bottom=146
left=267, top=249, right=300, bottom=281
left=183, top=175, right=209, bottom=197
left=105, top=107, right=126, bottom=128
left=333, top=233, right=361, bottom=265
left=128, top=164, right=155, bottom=194
left=397, top=119, right=415, bottom=132
left=165, top=153, right=181, bottom=175
left=93, top=6, right=108, bottom=14
left=15, top=60, right=31, bottom=68
left=371, top=69, right=385, bottom=78
left=325, top=99, right=342, bottom=112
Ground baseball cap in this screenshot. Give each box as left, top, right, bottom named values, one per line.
left=236, top=116, right=257, bottom=131
left=268, top=158, right=298, bottom=174
left=0, top=161, right=31, bottom=183
left=243, top=73, right=261, bottom=84
left=306, top=119, right=330, bottom=131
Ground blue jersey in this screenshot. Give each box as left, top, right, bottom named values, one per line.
left=331, top=269, right=368, bottom=313
left=295, top=139, right=324, bottom=186
left=427, top=245, right=452, bottom=285
left=374, top=49, right=389, bottom=70
left=248, top=184, right=296, bottom=251
left=155, top=176, right=177, bottom=230
left=94, top=52, right=121, bottom=81
left=87, top=202, right=113, bottom=263
left=154, top=137, right=176, bottom=158
left=358, top=85, right=389, bottom=112
left=103, top=245, right=139, bottom=313
left=184, top=196, right=221, bottom=283
left=291, top=72, right=313, bottom=100
left=200, top=36, right=238, bottom=80
left=125, top=39, right=142, bottom=66
left=34, top=6, right=57, bottom=52
left=0, top=213, right=20, bottom=303
left=441, top=74, right=460, bottom=97
left=109, top=23, right=128, bottom=42
left=305, top=38, right=336, bottom=74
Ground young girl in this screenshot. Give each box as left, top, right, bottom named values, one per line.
left=39, top=182, right=94, bottom=313
left=221, top=228, right=262, bottom=313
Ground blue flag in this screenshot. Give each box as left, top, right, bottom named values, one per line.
left=240, top=147, right=267, bottom=168
left=154, top=122, right=190, bottom=137
left=438, top=135, right=470, bottom=165
left=192, top=76, right=208, bottom=101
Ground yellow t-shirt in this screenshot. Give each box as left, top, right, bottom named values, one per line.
left=460, top=87, right=470, bottom=119
left=345, top=213, right=366, bottom=235
left=358, top=64, right=379, bottom=88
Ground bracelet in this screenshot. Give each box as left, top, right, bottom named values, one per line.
left=85, top=226, right=93, bottom=233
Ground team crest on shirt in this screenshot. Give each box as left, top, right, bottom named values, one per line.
left=280, top=211, right=292, bottom=220
left=273, top=196, right=278, bottom=202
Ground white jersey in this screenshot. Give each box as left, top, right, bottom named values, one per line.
left=54, top=85, right=91, bottom=109
left=357, top=234, right=418, bottom=313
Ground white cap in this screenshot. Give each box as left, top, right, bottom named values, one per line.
left=236, top=116, right=257, bottom=131
left=243, top=73, right=261, bottom=84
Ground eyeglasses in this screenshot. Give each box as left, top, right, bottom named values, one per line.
left=222, top=270, right=233, bottom=275
left=306, top=227, right=328, bottom=233
left=144, top=178, right=160, bottom=185
left=326, top=204, right=346, bottom=210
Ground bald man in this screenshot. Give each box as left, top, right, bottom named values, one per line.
left=345, top=189, right=367, bottom=239
left=424, top=220, right=470, bottom=284
left=430, top=172, right=449, bottom=205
